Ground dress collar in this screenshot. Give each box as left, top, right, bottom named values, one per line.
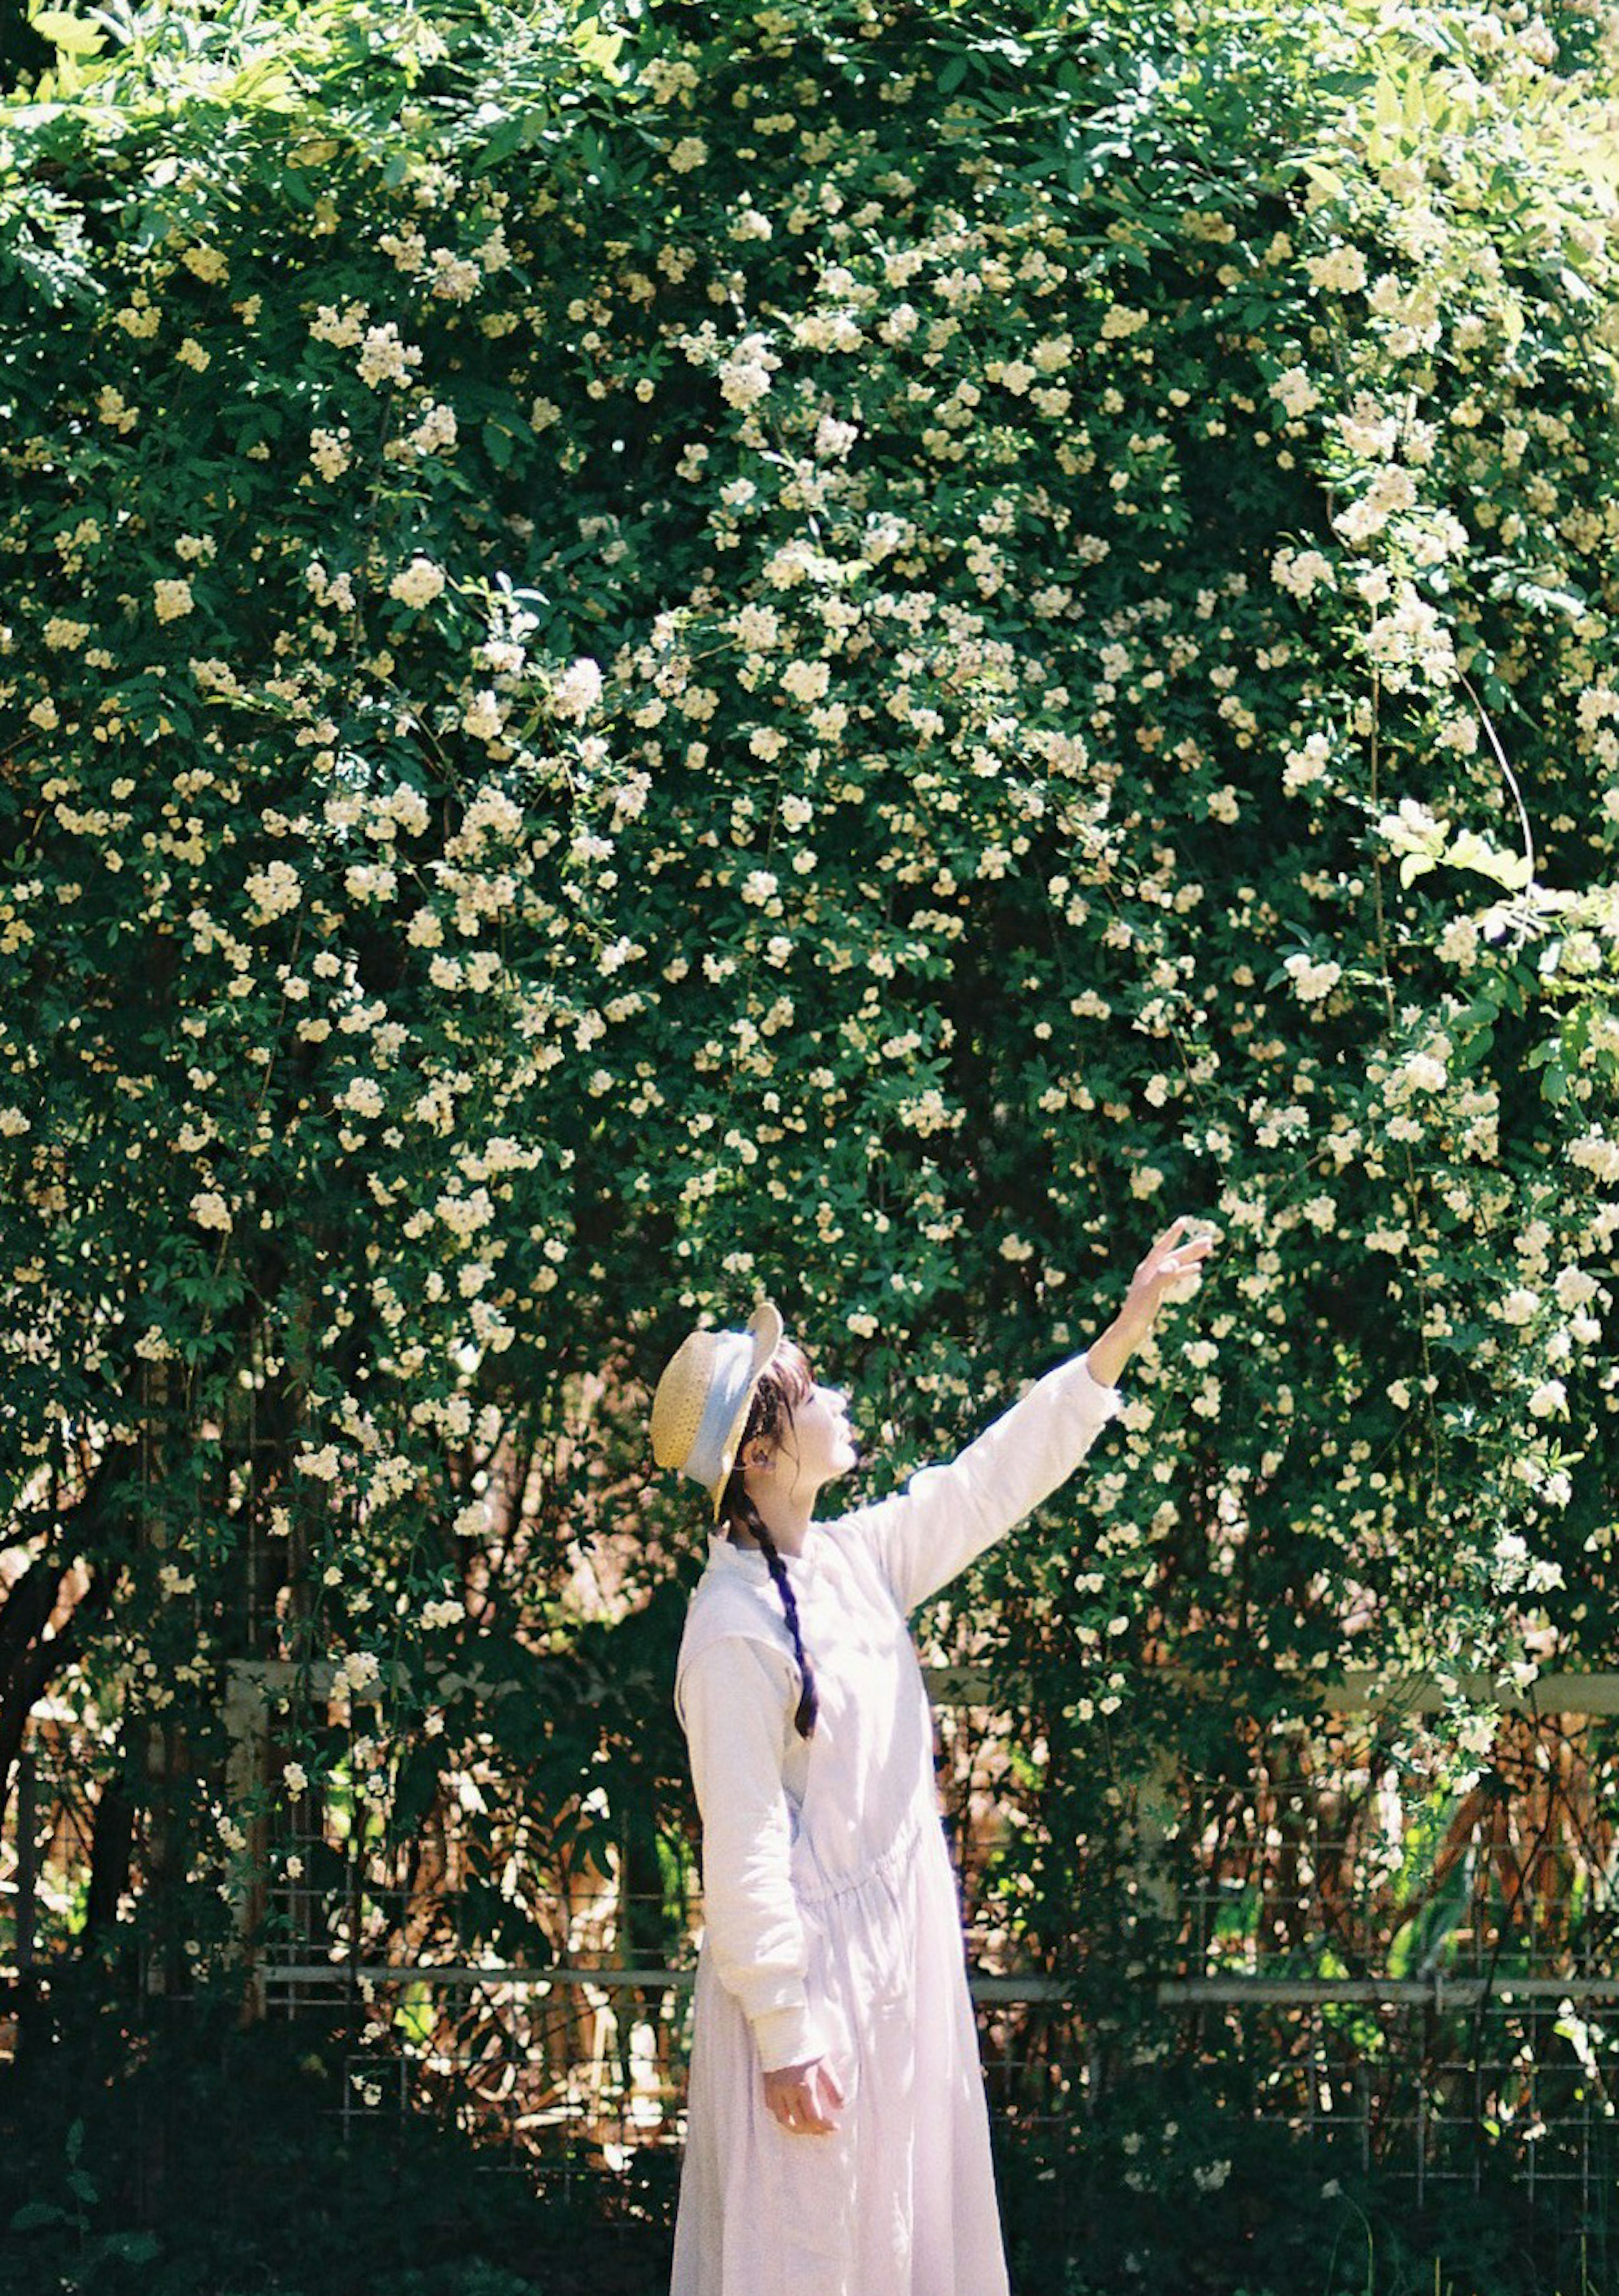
left=705, top=1524, right=821, bottom=1577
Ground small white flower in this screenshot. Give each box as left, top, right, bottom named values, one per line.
left=338, top=1077, right=385, bottom=1118
left=550, top=656, right=603, bottom=721
left=388, top=554, right=446, bottom=607
left=463, top=690, right=506, bottom=741
left=1270, top=364, right=1320, bottom=418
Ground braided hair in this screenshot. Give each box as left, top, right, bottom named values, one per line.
left=717, top=1339, right=820, bottom=1741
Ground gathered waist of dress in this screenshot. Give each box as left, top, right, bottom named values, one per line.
left=791, top=1795, right=936, bottom=1905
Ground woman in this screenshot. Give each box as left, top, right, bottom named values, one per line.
left=650, top=1214, right=1218, bottom=2295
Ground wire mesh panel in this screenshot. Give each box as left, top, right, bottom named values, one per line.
left=1161, top=1697, right=1619, bottom=2203
left=9, top=1652, right=1619, bottom=2240
left=0, top=1709, right=115, bottom=2057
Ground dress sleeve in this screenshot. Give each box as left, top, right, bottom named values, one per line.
left=677, top=1635, right=829, bottom=2074
left=834, top=1352, right=1125, bottom=1616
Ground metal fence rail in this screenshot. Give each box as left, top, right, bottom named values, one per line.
left=5, top=1661, right=1617, bottom=2219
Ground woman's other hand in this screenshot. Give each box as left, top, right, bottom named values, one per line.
left=762, top=2053, right=845, bottom=2135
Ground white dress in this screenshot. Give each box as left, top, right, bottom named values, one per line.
left=668, top=1351, right=1125, bottom=2296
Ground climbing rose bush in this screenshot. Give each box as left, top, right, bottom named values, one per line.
left=2, top=0, right=1619, bottom=2236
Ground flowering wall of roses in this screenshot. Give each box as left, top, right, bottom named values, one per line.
left=2, top=0, right=1617, bottom=2127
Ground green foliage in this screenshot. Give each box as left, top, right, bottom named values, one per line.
left=0, top=1988, right=670, bottom=2295
left=2, top=0, right=1618, bottom=2278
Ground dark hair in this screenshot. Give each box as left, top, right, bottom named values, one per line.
left=716, top=1338, right=820, bottom=1740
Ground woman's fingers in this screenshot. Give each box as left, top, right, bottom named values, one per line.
left=768, top=2062, right=842, bottom=2134
left=1130, top=1219, right=1220, bottom=1308
left=761, top=2053, right=847, bottom=2132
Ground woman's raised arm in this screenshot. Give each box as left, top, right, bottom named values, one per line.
left=832, top=1351, right=1125, bottom=1615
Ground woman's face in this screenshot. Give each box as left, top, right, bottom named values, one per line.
left=746, top=1358, right=858, bottom=1497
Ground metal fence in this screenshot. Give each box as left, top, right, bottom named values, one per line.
left=4, top=1661, right=1617, bottom=2222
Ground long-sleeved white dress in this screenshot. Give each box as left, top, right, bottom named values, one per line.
left=668, top=1351, right=1125, bottom=2296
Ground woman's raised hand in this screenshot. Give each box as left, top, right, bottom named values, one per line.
left=762, top=2053, right=845, bottom=2136
left=1123, top=1212, right=1219, bottom=1329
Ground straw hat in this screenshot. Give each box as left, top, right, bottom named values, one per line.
left=650, top=1299, right=784, bottom=1520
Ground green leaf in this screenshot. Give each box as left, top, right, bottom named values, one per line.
left=32, top=9, right=107, bottom=55
left=9, top=2201, right=68, bottom=2231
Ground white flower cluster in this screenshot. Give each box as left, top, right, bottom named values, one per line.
left=732, top=601, right=780, bottom=650
left=304, top=558, right=356, bottom=612
left=898, top=1088, right=959, bottom=1136
left=244, top=859, right=302, bottom=924
left=549, top=656, right=603, bottom=721
left=428, top=247, right=482, bottom=302
left=462, top=784, right=526, bottom=843
left=1281, top=731, right=1333, bottom=793
left=357, top=320, right=423, bottom=389
left=1359, top=579, right=1456, bottom=690
left=1304, top=243, right=1369, bottom=293
left=1270, top=365, right=1320, bottom=418
left=153, top=578, right=194, bottom=621
left=1569, top=1131, right=1619, bottom=1183
left=435, top=1185, right=495, bottom=1238
left=404, top=400, right=457, bottom=455
left=641, top=53, right=698, bottom=101
left=334, top=1649, right=381, bottom=1698
left=1394, top=1047, right=1450, bottom=1095
left=780, top=657, right=830, bottom=704
left=1335, top=391, right=1401, bottom=458
left=761, top=536, right=839, bottom=590
left=718, top=330, right=780, bottom=410
left=388, top=553, right=447, bottom=607
left=338, top=1077, right=385, bottom=1118
left=1282, top=952, right=1342, bottom=1003
left=309, top=296, right=368, bottom=347
left=463, top=690, right=506, bottom=741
